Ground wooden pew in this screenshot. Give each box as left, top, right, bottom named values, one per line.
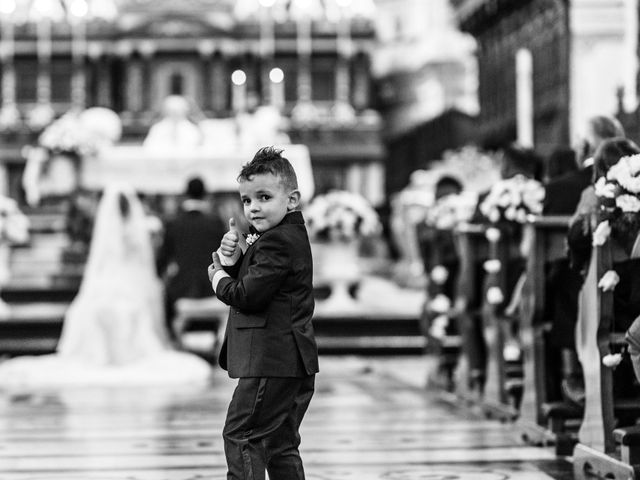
left=451, top=222, right=488, bottom=404
left=479, top=224, right=523, bottom=420
left=573, top=229, right=640, bottom=479
left=418, top=224, right=462, bottom=391
left=517, top=215, right=581, bottom=453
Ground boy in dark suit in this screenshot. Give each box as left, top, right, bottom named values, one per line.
left=208, top=146, right=319, bottom=480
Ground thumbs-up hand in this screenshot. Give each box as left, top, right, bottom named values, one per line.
left=220, top=218, right=247, bottom=257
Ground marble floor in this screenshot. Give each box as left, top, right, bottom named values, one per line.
left=0, top=355, right=573, bottom=479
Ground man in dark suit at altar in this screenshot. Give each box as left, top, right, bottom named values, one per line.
left=543, top=115, right=625, bottom=405
left=156, top=177, right=226, bottom=340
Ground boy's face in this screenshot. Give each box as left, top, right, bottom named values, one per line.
left=239, top=173, right=299, bottom=233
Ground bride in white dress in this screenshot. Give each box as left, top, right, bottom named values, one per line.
left=0, top=183, right=212, bottom=390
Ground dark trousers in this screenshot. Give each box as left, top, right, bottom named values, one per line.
left=223, top=375, right=315, bottom=480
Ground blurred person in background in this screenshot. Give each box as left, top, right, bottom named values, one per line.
left=544, top=147, right=578, bottom=184
left=156, top=177, right=226, bottom=341
left=544, top=115, right=624, bottom=215
left=0, top=183, right=212, bottom=388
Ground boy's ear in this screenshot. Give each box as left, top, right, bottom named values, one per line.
left=287, top=190, right=301, bottom=211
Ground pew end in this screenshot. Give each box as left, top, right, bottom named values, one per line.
left=517, top=215, right=574, bottom=451
left=450, top=223, right=488, bottom=404
left=573, top=442, right=640, bottom=480
left=614, top=424, right=640, bottom=466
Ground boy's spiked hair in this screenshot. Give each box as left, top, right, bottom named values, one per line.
left=238, top=146, right=298, bottom=191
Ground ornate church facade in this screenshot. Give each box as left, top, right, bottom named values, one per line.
left=0, top=0, right=383, bottom=204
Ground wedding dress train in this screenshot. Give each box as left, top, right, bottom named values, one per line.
left=0, top=183, right=212, bottom=390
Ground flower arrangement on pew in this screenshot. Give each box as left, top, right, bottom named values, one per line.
left=479, top=175, right=545, bottom=224
left=39, top=113, right=102, bottom=159
left=421, top=193, right=477, bottom=340
left=593, top=153, right=640, bottom=254
left=39, top=108, right=121, bottom=159
left=592, top=153, right=640, bottom=368
left=425, top=191, right=478, bottom=230
left=305, top=190, right=381, bottom=242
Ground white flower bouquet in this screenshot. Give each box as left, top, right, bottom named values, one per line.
left=0, top=196, right=29, bottom=245
left=305, top=190, right=381, bottom=242
left=39, top=113, right=101, bottom=158
left=596, top=153, right=640, bottom=210
left=425, top=192, right=478, bottom=230
left=594, top=153, right=640, bottom=251
left=39, top=108, right=121, bottom=159
left=479, top=174, right=545, bottom=224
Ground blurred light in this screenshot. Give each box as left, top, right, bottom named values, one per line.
left=336, top=0, right=352, bottom=7
left=269, top=67, right=284, bottom=84
left=349, top=0, right=376, bottom=18
left=68, top=0, right=88, bottom=18
left=89, top=0, right=118, bottom=21
left=290, top=0, right=326, bottom=21
left=234, top=0, right=259, bottom=20
left=30, top=0, right=66, bottom=22
left=259, top=0, right=276, bottom=6
left=0, top=0, right=16, bottom=16
left=231, top=70, right=247, bottom=86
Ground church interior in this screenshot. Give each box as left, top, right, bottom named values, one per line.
left=2, top=1, right=640, bottom=479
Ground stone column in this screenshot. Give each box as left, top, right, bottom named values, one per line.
left=138, top=41, right=156, bottom=117
left=88, top=42, right=110, bottom=107
left=334, top=18, right=355, bottom=121
left=36, top=19, right=52, bottom=107
left=516, top=48, right=534, bottom=147
left=296, top=16, right=312, bottom=105
left=291, top=15, right=315, bottom=123
left=0, top=19, right=18, bottom=123
left=198, top=40, right=216, bottom=114
left=25, top=18, right=55, bottom=130
left=260, top=9, right=275, bottom=105
left=127, top=60, right=144, bottom=114
left=70, top=21, right=87, bottom=110
left=116, top=41, right=133, bottom=115
left=351, top=53, right=369, bottom=111
left=211, top=53, right=229, bottom=114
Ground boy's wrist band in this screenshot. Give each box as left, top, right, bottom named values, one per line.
left=212, top=270, right=230, bottom=293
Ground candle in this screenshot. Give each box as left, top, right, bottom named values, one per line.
left=516, top=48, right=533, bottom=148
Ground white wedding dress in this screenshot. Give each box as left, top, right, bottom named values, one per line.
left=0, top=183, right=212, bottom=390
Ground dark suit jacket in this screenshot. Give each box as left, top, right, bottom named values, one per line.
left=156, top=206, right=226, bottom=301
left=215, top=211, right=319, bottom=378
left=543, top=167, right=592, bottom=215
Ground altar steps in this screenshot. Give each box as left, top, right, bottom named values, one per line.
left=314, top=312, right=425, bottom=355
left=7, top=207, right=82, bottom=300
left=1, top=207, right=425, bottom=358
left=0, top=303, right=425, bottom=358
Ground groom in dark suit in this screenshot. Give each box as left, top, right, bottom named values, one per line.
left=156, top=177, right=226, bottom=338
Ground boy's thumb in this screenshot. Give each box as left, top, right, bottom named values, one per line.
left=229, top=218, right=237, bottom=231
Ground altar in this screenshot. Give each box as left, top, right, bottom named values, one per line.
left=81, top=143, right=315, bottom=202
